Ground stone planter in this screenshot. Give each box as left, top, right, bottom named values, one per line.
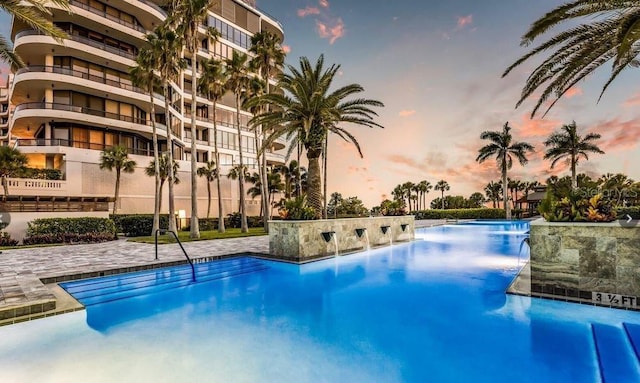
left=527, top=218, right=640, bottom=309
left=268, top=216, right=415, bottom=262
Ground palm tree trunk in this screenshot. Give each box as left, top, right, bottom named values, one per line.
left=571, top=153, right=577, bottom=189
left=306, top=147, right=323, bottom=218
left=254, top=124, right=268, bottom=229
left=441, top=191, right=444, bottom=210
left=149, top=90, right=161, bottom=234
left=189, top=43, right=200, bottom=239
left=159, top=180, right=164, bottom=213
left=236, top=94, right=248, bottom=232
left=164, top=85, right=177, bottom=234
left=113, top=169, right=121, bottom=215
left=206, top=179, right=211, bottom=218
left=212, top=103, right=225, bottom=233
left=322, top=135, right=328, bottom=219
left=1, top=176, right=7, bottom=197
left=502, top=157, right=511, bottom=219
left=297, top=140, right=302, bottom=197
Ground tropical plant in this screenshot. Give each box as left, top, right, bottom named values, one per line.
left=379, top=199, right=406, bottom=216
left=145, top=153, right=180, bottom=213
left=327, top=192, right=343, bottom=218
left=484, top=181, right=503, bottom=208
left=251, top=55, right=384, bottom=218
left=434, top=180, right=450, bottom=210
left=402, top=181, right=415, bottom=211
left=598, top=173, right=637, bottom=207
left=277, top=160, right=307, bottom=199
left=476, top=122, right=535, bottom=219
left=250, top=30, right=286, bottom=229
left=0, top=0, right=69, bottom=68
left=226, top=51, right=251, bottom=232
left=99, top=145, right=136, bottom=215
left=417, top=180, right=432, bottom=210
left=468, top=192, right=486, bottom=208
left=278, top=195, right=316, bottom=220
left=539, top=190, right=615, bottom=222
left=544, top=121, right=604, bottom=189
left=227, top=164, right=249, bottom=214
left=503, top=1, right=640, bottom=117
left=131, top=43, right=162, bottom=233
left=148, top=24, right=185, bottom=233
left=198, top=56, right=228, bottom=233
left=196, top=160, right=217, bottom=219
left=0, top=146, right=27, bottom=196
left=169, top=0, right=220, bottom=239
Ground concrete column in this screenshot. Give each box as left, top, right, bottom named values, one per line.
left=44, top=54, right=53, bottom=67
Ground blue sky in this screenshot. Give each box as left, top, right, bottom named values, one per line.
left=262, top=0, right=640, bottom=207
left=2, top=1, right=639, bottom=208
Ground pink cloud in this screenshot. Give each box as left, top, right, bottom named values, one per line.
left=457, top=15, right=473, bottom=29
left=319, top=0, right=329, bottom=8
left=623, top=93, right=640, bottom=107
left=399, top=109, right=416, bottom=117
left=316, top=18, right=345, bottom=44
left=282, top=45, right=291, bottom=54
left=515, top=115, right=561, bottom=138
left=587, top=118, right=640, bottom=152
left=564, top=86, right=583, bottom=98
left=297, top=6, right=320, bottom=17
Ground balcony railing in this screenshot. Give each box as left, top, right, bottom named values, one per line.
left=69, top=0, right=146, bottom=33
left=16, top=138, right=155, bottom=157
left=136, top=0, right=167, bottom=17
left=14, top=102, right=158, bottom=127
left=7, top=178, right=65, bottom=190
left=14, top=30, right=137, bottom=60
left=15, top=66, right=164, bottom=100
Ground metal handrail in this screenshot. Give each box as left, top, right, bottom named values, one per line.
left=14, top=102, right=153, bottom=126
left=69, top=0, right=146, bottom=32
left=155, top=229, right=196, bottom=282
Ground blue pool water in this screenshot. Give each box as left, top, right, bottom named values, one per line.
left=1, top=221, right=640, bottom=382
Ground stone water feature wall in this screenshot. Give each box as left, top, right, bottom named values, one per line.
left=528, top=218, right=640, bottom=309
left=268, top=216, right=415, bottom=262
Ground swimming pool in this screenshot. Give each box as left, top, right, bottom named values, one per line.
left=1, top=221, right=639, bottom=382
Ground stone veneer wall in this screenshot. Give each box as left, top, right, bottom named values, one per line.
left=529, top=218, right=640, bottom=309
left=269, top=216, right=415, bottom=262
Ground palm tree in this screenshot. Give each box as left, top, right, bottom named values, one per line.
left=149, top=24, right=184, bottom=233
left=145, top=153, right=180, bottom=213
left=227, top=164, right=249, bottom=214
left=131, top=43, right=162, bottom=234
left=198, top=57, right=228, bottom=233
left=243, top=76, right=268, bottom=222
left=329, top=192, right=343, bottom=218
left=0, top=146, right=27, bottom=196
left=1, top=0, right=69, bottom=68
left=417, top=180, right=432, bottom=211
left=477, top=122, right=535, bottom=219
left=544, top=121, right=604, bottom=189
left=434, top=180, right=450, bottom=210
left=250, top=30, right=286, bottom=229
left=503, top=1, right=640, bottom=117
left=277, top=160, right=304, bottom=199
left=169, top=0, right=220, bottom=239
left=251, top=55, right=384, bottom=219
left=225, top=51, right=251, bottom=232
left=100, top=145, right=136, bottom=215
left=196, top=160, right=217, bottom=219
left=484, top=181, right=503, bottom=208
left=402, top=182, right=415, bottom=211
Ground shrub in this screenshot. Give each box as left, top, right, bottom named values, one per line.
left=15, top=167, right=63, bottom=180
left=538, top=191, right=616, bottom=222
left=24, top=217, right=117, bottom=244
left=278, top=196, right=316, bottom=220
left=0, top=231, right=18, bottom=246
left=413, top=208, right=506, bottom=220
left=225, top=213, right=267, bottom=228
left=615, top=206, right=640, bottom=219
left=111, top=214, right=171, bottom=237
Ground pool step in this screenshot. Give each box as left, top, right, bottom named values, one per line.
left=61, top=258, right=269, bottom=306
left=591, top=323, right=640, bottom=383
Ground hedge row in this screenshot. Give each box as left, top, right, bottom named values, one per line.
left=412, top=208, right=507, bottom=220
left=615, top=206, right=640, bottom=219
left=111, top=214, right=270, bottom=237
left=24, top=217, right=117, bottom=244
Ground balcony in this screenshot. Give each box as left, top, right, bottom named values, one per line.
left=69, top=0, right=146, bottom=33
left=16, top=138, right=155, bottom=157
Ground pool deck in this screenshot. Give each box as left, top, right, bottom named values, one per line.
left=0, top=219, right=447, bottom=326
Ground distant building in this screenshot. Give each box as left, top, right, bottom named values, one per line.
left=516, top=185, right=547, bottom=217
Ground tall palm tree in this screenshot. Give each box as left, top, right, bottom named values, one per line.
left=484, top=181, right=503, bottom=208
left=196, top=160, right=217, bottom=219
left=544, top=121, right=604, bottom=189
left=198, top=57, right=228, bottom=233
left=243, top=76, right=267, bottom=222
left=503, top=1, right=640, bottom=117
left=227, top=164, right=249, bottom=214
left=418, top=180, right=432, bottom=211
left=149, top=24, right=184, bottom=233
left=277, top=160, right=306, bottom=199
left=1, top=0, right=69, bottom=68
left=329, top=192, right=343, bottom=218
left=477, top=122, right=535, bottom=219
left=402, top=182, right=415, bottom=211
left=100, top=145, right=136, bottom=215
left=225, top=51, right=251, bottom=232
left=169, top=0, right=220, bottom=239
left=250, top=30, right=286, bottom=229
left=251, top=55, right=384, bottom=218
left=131, top=44, right=162, bottom=234
left=145, top=153, right=180, bottom=213
left=434, top=180, right=450, bottom=210
left=0, top=146, right=27, bottom=196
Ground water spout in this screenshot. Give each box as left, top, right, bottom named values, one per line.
left=401, top=224, right=408, bottom=232
left=381, top=225, right=390, bottom=235
left=321, top=231, right=335, bottom=243
left=355, top=228, right=365, bottom=238
left=518, top=236, right=530, bottom=267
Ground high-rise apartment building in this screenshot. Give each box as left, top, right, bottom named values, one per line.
left=6, top=0, right=286, bottom=217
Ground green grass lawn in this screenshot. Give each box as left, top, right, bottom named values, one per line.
left=128, top=227, right=267, bottom=244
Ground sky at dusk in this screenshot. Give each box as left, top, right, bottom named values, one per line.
left=1, top=1, right=639, bottom=208
left=261, top=0, right=640, bottom=207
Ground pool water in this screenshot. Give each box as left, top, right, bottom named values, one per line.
left=1, top=221, right=640, bottom=383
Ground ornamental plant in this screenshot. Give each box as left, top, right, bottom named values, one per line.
left=538, top=190, right=615, bottom=222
